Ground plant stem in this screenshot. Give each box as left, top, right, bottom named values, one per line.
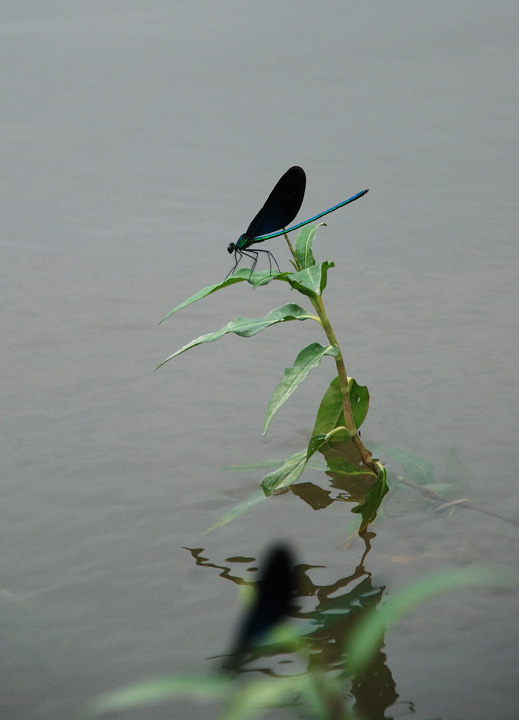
left=285, top=236, right=378, bottom=474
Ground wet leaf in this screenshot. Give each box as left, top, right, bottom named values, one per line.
left=352, top=464, right=388, bottom=533
left=261, top=451, right=308, bottom=495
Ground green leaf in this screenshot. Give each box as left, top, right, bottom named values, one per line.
left=159, top=266, right=299, bottom=322
left=307, top=427, right=355, bottom=458
left=221, top=674, right=335, bottom=720
left=444, top=445, right=466, bottom=488
left=348, top=378, right=370, bottom=429
left=260, top=429, right=354, bottom=496
left=286, top=261, right=334, bottom=298
left=85, top=674, right=230, bottom=716
left=157, top=303, right=317, bottom=368
left=159, top=270, right=254, bottom=323
left=345, top=566, right=519, bottom=677
left=351, top=464, right=388, bottom=533
left=209, top=452, right=328, bottom=529
left=224, top=456, right=327, bottom=473
left=250, top=270, right=292, bottom=288
left=325, top=457, right=374, bottom=478
left=261, top=451, right=308, bottom=495
left=312, top=376, right=370, bottom=437
left=205, top=489, right=268, bottom=532
left=312, top=376, right=344, bottom=436
left=261, top=426, right=362, bottom=496
left=263, top=343, right=339, bottom=435
left=223, top=460, right=287, bottom=471
left=294, top=225, right=318, bottom=269
left=369, top=444, right=434, bottom=486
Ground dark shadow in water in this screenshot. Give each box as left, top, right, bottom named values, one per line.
left=184, top=539, right=407, bottom=720
left=289, top=439, right=390, bottom=541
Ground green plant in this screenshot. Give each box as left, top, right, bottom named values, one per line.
left=84, top=566, right=517, bottom=720
left=158, top=225, right=387, bottom=533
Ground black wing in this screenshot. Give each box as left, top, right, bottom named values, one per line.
left=245, top=166, right=306, bottom=240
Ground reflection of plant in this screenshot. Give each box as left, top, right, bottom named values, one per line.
left=85, top=565, right=516, bottom=720
left=158, top=225, right=386, bottom=533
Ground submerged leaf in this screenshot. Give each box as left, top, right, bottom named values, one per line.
left=444, top=445, right=467, bottom=488
left=369, top=444, right=434, bottom=486
left=206, top=489, right=268, bottom=532
left=263, top=343, right=339, bottom=435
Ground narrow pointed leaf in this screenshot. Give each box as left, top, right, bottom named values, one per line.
left=159, top=266, right=298, bottom=322
left=263, top=343, right=339, bottom=435
left=224, top=455, right=327, bottom=472
left=157, top=303, right=317, bottom=368
left=86, top=674, right=229, bottom=716
left=294, top=225, right=319, bottom=269
left=346, top=567, right=518, bottom=677
left=286, top=261, right=334, bottom=298
left=159, top=270, right=254, bottom=322
left=205, top=489, right=268, bottom=532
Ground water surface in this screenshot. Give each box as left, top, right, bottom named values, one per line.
left=1, top=2, right=518, bottom=718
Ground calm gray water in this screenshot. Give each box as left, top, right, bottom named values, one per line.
left=1, top=2, right=518, bottom=718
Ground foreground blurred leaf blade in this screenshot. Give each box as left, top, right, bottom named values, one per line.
left=86, top=674, right=229, bottom=716
left=346, top=567, right=518, bottom=677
